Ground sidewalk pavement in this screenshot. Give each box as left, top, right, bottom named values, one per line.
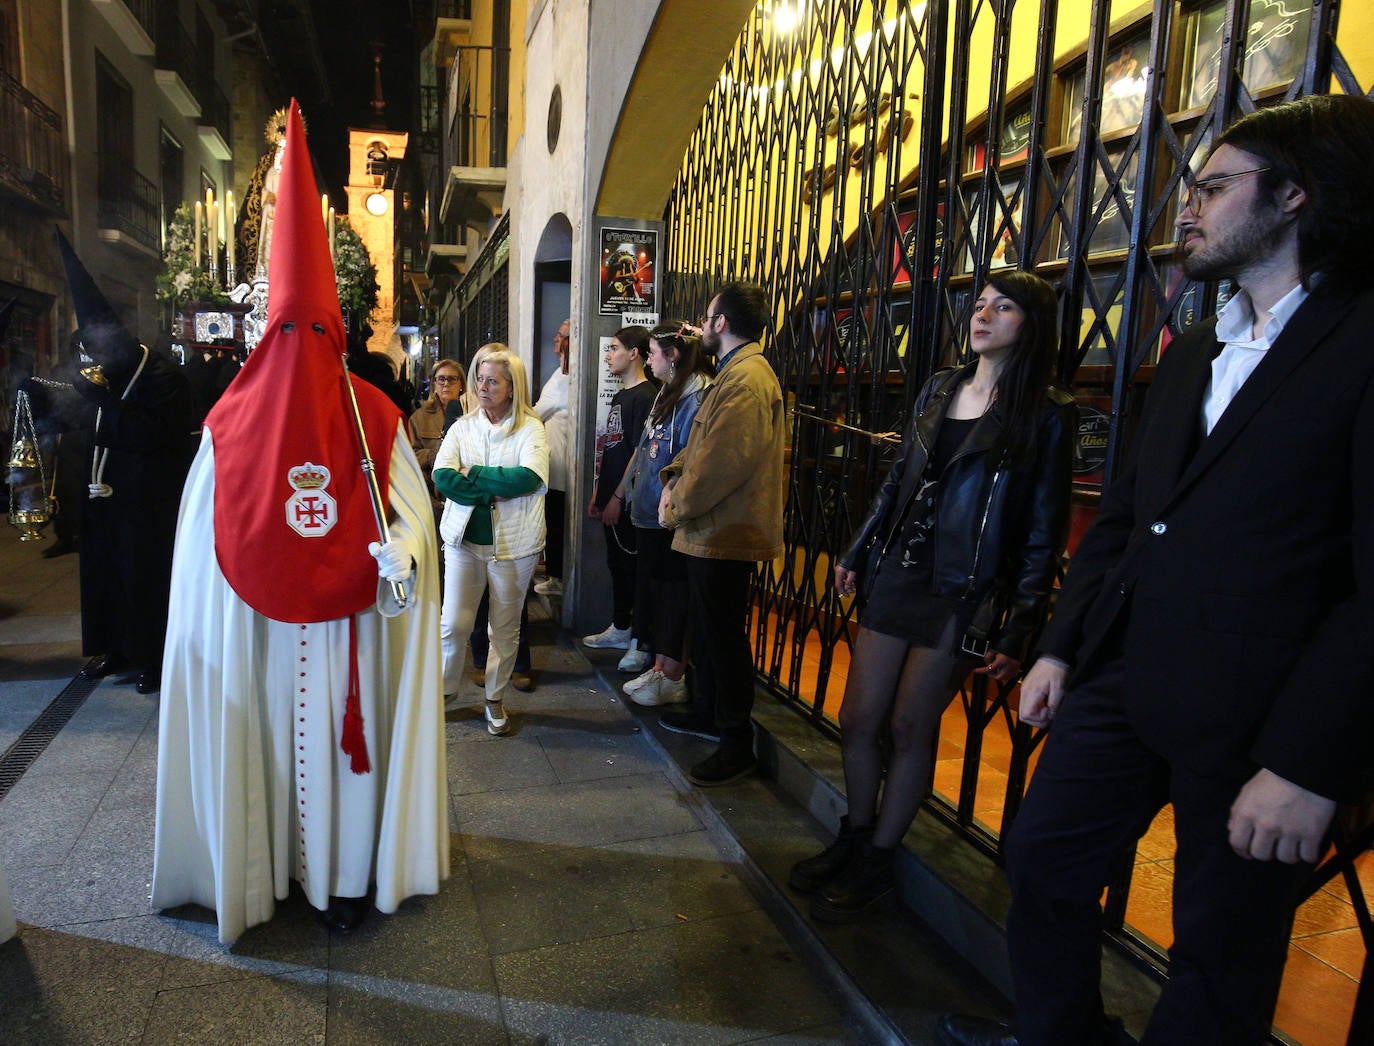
left=0, top=527, right=865, bottom=1045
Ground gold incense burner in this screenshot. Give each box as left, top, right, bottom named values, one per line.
left=7, top=388, right=56, bottom=541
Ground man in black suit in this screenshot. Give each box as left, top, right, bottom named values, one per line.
left=941, top=94, right=1374, bottom=1045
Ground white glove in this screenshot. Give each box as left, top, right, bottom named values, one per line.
left=369, top=540, right=412, bottom=583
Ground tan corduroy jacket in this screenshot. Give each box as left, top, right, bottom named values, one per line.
left=659, top=341, right=785, bottom=562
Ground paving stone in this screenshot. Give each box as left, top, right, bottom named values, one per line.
left=494, top=909, right=847, bottom=1045
left=143, top=970, right=329, bottom=1044
left=327, top=976, right=507, bottom=1046
left=469, top=831, right=757, bottom=956
left=451, top=771, right=703, bottom=862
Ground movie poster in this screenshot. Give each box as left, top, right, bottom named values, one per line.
left=599, top=228, right=657, bottom=315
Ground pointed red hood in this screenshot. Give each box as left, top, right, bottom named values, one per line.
left=204, top=99, right=401, bottom=623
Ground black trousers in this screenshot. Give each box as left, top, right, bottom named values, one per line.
left=1004, top=657, right=1310, bottom=1046
left=603, top=517, right=638, bottom=630
left=685, top=556, right=756, bottom=750
left=543, top=489, right=566, bottom=578
left=634, top=526, right=689, bottom=661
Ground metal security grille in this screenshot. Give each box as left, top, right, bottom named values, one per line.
left=662, top=0, right=1369, bottom=1036
left=453, top=213, right=510, bottom=361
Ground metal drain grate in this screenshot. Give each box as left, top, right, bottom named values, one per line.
left=0, top=664, right=100, bottom=801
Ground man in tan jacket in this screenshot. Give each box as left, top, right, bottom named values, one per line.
left=658, top=281, right=785, bottom=785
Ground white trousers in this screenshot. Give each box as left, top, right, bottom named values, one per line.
left=441, top=541, right=538, bottom=700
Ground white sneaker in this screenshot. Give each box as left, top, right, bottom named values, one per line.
left=485, top=699, right=511, bottom=736
left=618, top=641, right=651, bottom=673
left=623, top=667, right=662, bottom=695
left=582, top=624, right=633, bottom=649
left=534, top=576, right=563, bottom=596
left=630, top=674, right=688, bottom=707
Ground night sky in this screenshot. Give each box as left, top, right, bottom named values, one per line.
left=284, top=1, right=417, bottom=208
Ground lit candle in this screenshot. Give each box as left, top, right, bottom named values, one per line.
left=205, top=188, right=215, bottom=273
left=328, top=206, right=336, bottom=267
left=226, top=191, right=235, bottom=280
left=321, top=193, right=329, bottom=229
left=210, top=199, right=220, bottom=279
left=193, top=201, right=202, bottom=269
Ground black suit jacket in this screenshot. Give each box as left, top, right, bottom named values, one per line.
left=1038, top=282, right=1374, bottom=799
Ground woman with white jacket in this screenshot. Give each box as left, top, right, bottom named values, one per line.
left=433, top=347, right=548, bottom=735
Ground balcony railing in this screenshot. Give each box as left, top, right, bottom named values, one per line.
left=97, top=167, right=160, bottom=252
left=198, top=81, right=230, bottom=147
left=154, top=11, right=197, bottom=104
left=446, top=45, right=510, bottom=170
left=0, top=69, right=66, bottom=213
left=120, top=0, right=156, bottom=38
left=416, top=84, right=440, bottom=157
left=441, top=0, right=472, bottom=17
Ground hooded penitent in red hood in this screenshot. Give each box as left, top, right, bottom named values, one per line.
left=205, top=99, right=401, bottom=624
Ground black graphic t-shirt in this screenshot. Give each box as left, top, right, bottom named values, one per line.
left=595, top=380, right=657, bottom=509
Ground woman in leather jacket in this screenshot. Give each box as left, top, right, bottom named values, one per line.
left=792, top=270, right=1076, bottom=922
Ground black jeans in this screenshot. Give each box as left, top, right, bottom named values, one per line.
left=1004, top=657, right=1309, bottom=1046
left=634, top=526, right=689, bottom=661
left=685, top=556, right=756, bottom=750
left=603, top=517, right=638, bottom=630
left=543, top=489, right=566, bottom=578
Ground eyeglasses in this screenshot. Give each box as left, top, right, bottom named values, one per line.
left=700, top=311, right=722, bottom=327
left=1182, top=167, right=1270, bottom=217
left=433, top=375, right=462, bottom=385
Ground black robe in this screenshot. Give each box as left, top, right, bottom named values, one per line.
left=79, top=352, right=193, bottom=670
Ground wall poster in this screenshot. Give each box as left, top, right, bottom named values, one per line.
left=599, top=228, right=658, bottom=315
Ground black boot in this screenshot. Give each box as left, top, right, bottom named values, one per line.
left=788, top=815, right=873, bottom=894
left=811, top=840, right=896, bottom=923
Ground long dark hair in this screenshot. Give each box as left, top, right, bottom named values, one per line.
left=981, top=270, right=1058, bottom=465
left=648, top=320, right=715, bottom=423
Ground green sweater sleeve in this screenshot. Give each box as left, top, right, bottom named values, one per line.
left=467, top=465, right=541, bottom=498
left=432, top=467, right=488, bottom=506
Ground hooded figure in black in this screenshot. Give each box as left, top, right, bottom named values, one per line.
left=56, top=231, right=192, bottom=692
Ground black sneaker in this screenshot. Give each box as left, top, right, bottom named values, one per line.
left=688, top=747, right=757, bottom=787
left=659, top=710, right=721, bottom=743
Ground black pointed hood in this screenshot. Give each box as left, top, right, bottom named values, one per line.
left=56, top=228, right=142, bottom=383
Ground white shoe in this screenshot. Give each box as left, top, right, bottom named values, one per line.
left=485, top=699, right=511, bottom=736
left=582, top=624, right=633, bottom=649
left=630, top=674, right=688, bottom=707
left=618, top=641, right=651, bottom=673
left=623, top=667, right=662, bottom=695
left=534, top=576, right=563, bottom=596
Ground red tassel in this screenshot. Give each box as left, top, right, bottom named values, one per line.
left=340, top=616, right=371, bottom=774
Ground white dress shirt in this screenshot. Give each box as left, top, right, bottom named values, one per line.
left=1203, top=281, right=1309, bottom=435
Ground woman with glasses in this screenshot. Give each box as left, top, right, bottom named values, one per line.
left=410, top=359, right=466, bottom=509
left=790, top=270, right=1075, bottom=922
left=433, top=347, right=548, bottom=735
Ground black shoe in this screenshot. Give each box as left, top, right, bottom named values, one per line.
left=136, top=671, right=161, bottom=694
left=936, top=1014, right=1018, bottom=1046
left=320, top=895, right=369, bottom=933
left=80, top=653, right=127, bottom=680
left=41, top=539, right=75, bottom=559
left=811, top=840, right=896, bottom=923
left=789, top=815, right=873, bottom=894
left=659, top=710, right=721, bottom=743
left=688, top=746, right=757, bottom=786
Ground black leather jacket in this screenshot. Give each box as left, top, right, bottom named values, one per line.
left=841, top=364, right=1076, bottom=661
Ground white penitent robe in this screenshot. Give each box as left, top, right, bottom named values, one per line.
left=152, top=423, right=449, bottom=943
